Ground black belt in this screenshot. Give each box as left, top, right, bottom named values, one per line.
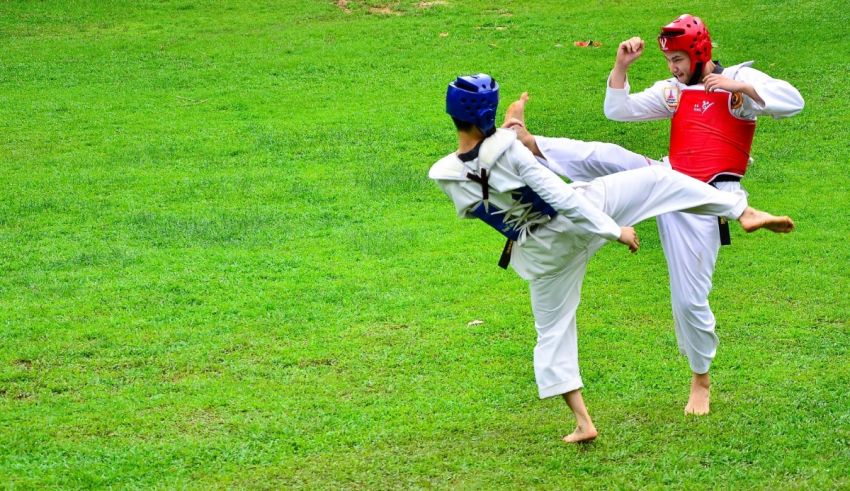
left=498, top=238, right=513, bottom=269
left=709, top=175, right=742, bottom=245
left=710, top=175, right=742, bottom=184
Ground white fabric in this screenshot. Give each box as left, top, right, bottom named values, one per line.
left=431, top=137, right=748, bottom=398
left=604, top=62, right=805, bottom=122
left=535, top=136, right=651, bottom=179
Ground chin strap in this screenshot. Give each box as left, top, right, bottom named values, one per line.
left=687, top=62, right=704, bottom=86
left=691, top=61, right=724, bottom=85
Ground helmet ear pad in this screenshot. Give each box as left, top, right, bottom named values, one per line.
left=477, top=108, right=496, bottom=131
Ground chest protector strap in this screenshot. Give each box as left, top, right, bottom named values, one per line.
left=669, top=90, right=756, bottom=183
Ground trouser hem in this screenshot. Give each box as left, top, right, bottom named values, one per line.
left=539, top=380, right=583, bottom=399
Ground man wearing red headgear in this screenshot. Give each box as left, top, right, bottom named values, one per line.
left=503, top=14, right=804, bottom=417
left=602, top=14, right=804, bottom=415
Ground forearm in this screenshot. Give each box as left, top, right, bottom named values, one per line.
left=740, top=82, right=765, bottom=107
left=609, top=63, right=629, bottom=89
left=727, top=67, right=804, bottom=118
left=749, top=79, right=804, bottom=118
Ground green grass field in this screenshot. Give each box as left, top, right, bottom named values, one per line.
left=1, top=1, right=848, bottom=488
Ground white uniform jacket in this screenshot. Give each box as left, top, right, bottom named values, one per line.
left=429, top=129, right=621, bottom=280
left=604, top=62, right=804, bottom=123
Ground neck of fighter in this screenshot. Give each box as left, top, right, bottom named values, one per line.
left=457, top=129, right=485, bottom=155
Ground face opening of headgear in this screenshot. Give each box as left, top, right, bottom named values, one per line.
left=446, top=73, right=500, bottom=137
left=657, top=14, right=712, bottom=86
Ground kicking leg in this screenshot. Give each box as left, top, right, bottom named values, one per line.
left=739, top=207, right=795, bottom=233
left=502, top=92, right=649, bottom=181
left=502, top=92, right=542, bottom=156
left=585, top=166, right=794, bottom=233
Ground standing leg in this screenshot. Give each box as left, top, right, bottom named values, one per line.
left=529, top=256, right=597, bottom=443
left=657, top=211, right=721, bottom=415
left=563, top=390, right=597, bottom=443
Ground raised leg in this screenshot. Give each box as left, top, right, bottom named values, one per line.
left=501, top=92, right=651, bottom=182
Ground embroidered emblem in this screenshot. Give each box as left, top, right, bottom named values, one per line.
left=730, top=91, right=744, bottom=109
left=663, top=86, right=680, bottom=109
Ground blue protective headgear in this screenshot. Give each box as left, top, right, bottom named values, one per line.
left=446, top=73, right=499, bottom=137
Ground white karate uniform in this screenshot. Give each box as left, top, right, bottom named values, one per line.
left=430, top=129, right=748, bottom=398
left=537, top=62, right=803, bottom=374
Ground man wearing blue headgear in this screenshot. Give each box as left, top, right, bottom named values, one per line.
left=430, top=73, right=794, bottom=443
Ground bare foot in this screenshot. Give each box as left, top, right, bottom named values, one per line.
left=502, top=91, right=529, bottom=128
left=738, top=207, right=795, bottom=233
left=501, top=93, right=542, bottom=157
left=563, top=424, right=598, bottom=443
left=685, top=373, right=710, bottom=415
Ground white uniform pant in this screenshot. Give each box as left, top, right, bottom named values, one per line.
left=526, top=164, right=746, bottom=398
left=535, top=135, right=734, bottom=378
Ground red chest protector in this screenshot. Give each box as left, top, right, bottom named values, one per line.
left=669, top=89, right=756, bottom=183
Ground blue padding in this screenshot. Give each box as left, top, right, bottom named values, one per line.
left=469, top=186, right=558, bottom=240
left=470, top=202, right=519, bottom=241
left=515, top=186, right=557, bottom=218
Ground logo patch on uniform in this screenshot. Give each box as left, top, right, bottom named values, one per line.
left=663, top=86, right=680, bottom=109
left=730, top=91, right=744, bottom=109
left=693, top=100, right=714, bottom=113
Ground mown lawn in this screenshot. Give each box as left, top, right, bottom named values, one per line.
left=1, top=1, right=847, bottom=488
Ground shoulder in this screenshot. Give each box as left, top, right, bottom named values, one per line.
left=656, top=77, right=680, bottom=88
left=723, top=61, right=763, bottom=80
left=428, top=153, right=466, bottom=181
left=652, top=78, right=681, bottom=100
left=479, top=129, right=517, bottom=166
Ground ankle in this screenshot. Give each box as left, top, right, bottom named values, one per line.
left=692, top=373, right=710, bottom=389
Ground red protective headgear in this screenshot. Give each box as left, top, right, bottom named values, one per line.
left=657, top=14, right=712, bottom=80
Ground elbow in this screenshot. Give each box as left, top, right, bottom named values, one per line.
left=604, top=107, right=630, bottom=122
left=603, top=101, right=632, bottom=121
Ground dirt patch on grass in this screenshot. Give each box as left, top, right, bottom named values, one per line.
left=336, top=1, right=446, bottom=16
left=369, top=5, right=402, bottom=15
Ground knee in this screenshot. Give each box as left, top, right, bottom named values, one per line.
left=671, top=297, right=714, bottom=328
